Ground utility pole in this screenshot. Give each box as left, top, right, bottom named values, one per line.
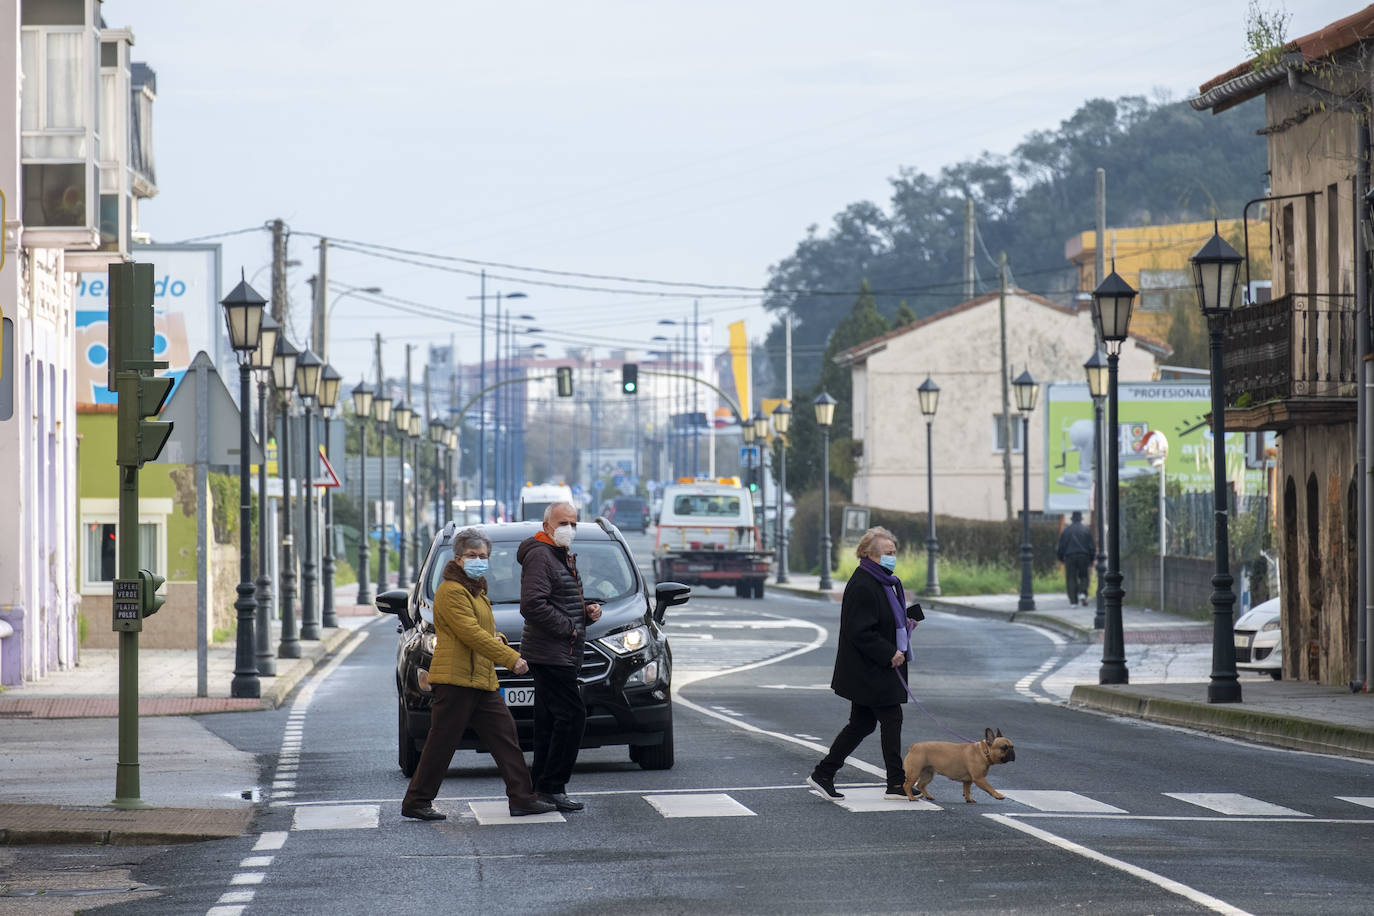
left=374, top=333, right=389, bottom=593
left=692, top=300, right=700, bottom=478
left=270, top=219, right=298, bottom=656
left=999, top=252, right=1013, bottom=521
left=1095, top=169, right=1107, bottom=291
left=964, top=198, right=975, bottom=301
left=314, top=237, right=329, bottom=360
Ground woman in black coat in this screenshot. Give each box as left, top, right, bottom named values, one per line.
left=807, top=526, right=922, bottom=800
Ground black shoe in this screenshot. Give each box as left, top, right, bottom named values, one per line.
left=510, top=798, right=559, bottom=817
left=885, top=786, right=908, bottom=799
left=539, top=792, right=585, bottom=812
left=402, top=806, right=446, bottom=821
left=806, top=773, right=844, bottom=799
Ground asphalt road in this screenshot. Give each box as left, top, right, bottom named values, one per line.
left=14, top=532, right=1374, bottom=915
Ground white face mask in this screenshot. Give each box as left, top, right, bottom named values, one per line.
left=553, top=525, right=576, bottom=548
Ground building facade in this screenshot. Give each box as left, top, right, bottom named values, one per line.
left=1191, top=6, right=1371, bottom=686
left=0, top=0, right=157, bottom=685
left=836, top=290, right=1163, bottom=523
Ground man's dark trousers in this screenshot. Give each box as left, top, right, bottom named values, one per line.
left=528, top=663, right=586, bottom=795
left=1066, top=555, right=1091, bottom=604
left=814, top=702, right=905, bottom=789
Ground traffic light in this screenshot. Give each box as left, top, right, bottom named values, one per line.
left=621, top=363, right=638, bottom=395
left=138, top=568, right=166, bottom=618
left=556, top=366, right=574, bottom=398
left=117, top=374, right=174, bottom=467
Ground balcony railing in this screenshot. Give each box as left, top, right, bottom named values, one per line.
left=1223, top=293, right=1357, bottom=406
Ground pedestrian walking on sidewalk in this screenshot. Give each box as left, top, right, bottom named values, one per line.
left=807, top=526, right=923, bottom=801
left=402, top=528, right=556, bottom=822
left=1056, top=511, right=1095, bottom=607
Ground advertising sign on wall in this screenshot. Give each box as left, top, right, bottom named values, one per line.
left=1044, top=381, right=1263, bottom=514
left=73, top=244, right=224, bottom=405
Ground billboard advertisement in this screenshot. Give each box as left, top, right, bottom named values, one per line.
left=74, top=244, right=224, bottom=405
left=1045, top=381, right=1264, bottom=514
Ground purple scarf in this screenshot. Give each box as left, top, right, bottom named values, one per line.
left=859, top=556, right=909, bottom=654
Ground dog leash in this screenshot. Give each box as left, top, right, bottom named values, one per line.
left=894, top=666, right=975, bottom=743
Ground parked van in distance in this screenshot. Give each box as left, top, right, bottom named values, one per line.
left=517, top=483, right=574, bottom=522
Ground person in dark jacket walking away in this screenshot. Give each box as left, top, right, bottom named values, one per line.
left=807, top=526, right=923, bottom=801
left=517, top=501, right=602, bottom=811
left=1056, top=511, right=1095, bottom=606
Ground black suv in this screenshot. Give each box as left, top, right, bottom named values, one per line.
left=377, top=519, right=690, bottom=777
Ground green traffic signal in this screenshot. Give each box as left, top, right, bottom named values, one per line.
left=621, top=363, right=638, bottom=395
left=556, top=366, right=574, bottom=397
left=138, top=568, right=166, bottom=617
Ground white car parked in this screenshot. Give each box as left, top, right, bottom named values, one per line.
left=1234, top=597, right=1282, bottom=679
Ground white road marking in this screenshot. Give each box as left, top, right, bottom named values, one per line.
left=469, top=801, right=565, bottom=825
left=217, top=891, right=255, bottom=904
left=239, top=856, right=273, bottom=868
left=1337, top=796, right=1374, bottom=809
left=292, top=803, right=382, bottom=830
left=644, top=793, right=755, bottom=818
left=1164, top=792, right=1310, bottom=817
left=830, top=786, right=941, bottom=813
left=1000, top=790, right=1127, bottom=813
left=253, top=832, right=287, bottom=850
left=207, top=907, right=246, bottom=916
left=757, top=684, right=830, bottom=690
left=986, top=814, right=1255, bottom=916
left=229, top=873, right=265, bottom=886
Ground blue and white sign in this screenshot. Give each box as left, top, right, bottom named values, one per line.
left=571, top=483, right=584, bottom=497
left=739, top=445, right=759, bottom=468
left=593, top=479, right=605, bottom=491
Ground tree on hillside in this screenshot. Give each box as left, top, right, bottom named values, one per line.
left=759, top=95, right=1267, bottom=397
left=783, top=282, right=890, bottom=496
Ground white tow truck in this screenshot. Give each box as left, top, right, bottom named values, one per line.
left=652, top=478, right=772, bottom=598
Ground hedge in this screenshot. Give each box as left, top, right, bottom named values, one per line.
left=787, top=488, right=1061, bottom=577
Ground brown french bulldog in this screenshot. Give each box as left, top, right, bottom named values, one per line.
left=901, top=728, right=1015, bottom=803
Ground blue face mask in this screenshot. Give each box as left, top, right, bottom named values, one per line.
left=879, top=554, right=897, bottom=572
left=463, top=559, right=489, bottom=578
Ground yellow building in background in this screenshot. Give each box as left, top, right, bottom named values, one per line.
left=1065, top=218, right=1272, bottom=346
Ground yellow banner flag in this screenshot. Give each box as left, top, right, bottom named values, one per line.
left=728, top=320, right=749, bottom=421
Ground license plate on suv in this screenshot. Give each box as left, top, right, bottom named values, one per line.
left=502, top=686, right=535, bottom=707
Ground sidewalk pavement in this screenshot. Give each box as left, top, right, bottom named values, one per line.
left=770, top=574, right=1374, bottom=761
left=0, top=587, right=381, bottom=846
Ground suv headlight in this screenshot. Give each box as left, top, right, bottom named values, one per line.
left=599, top=625, right=650, bottom=656
left=1261, top=620, right=1280, bottom=632
left=625, top=660, right=659, bottom=687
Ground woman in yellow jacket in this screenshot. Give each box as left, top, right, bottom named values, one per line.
left=401, top=528, right=557, bottom=821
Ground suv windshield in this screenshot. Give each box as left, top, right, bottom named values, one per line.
left=427, top=536, right=639, bottom=605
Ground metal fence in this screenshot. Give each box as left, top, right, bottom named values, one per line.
left=1121, top=489, right=1270, bottom=561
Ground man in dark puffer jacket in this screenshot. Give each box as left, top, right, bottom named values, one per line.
left=517, top=501, right=602, bottom=811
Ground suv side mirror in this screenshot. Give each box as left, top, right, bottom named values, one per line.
left=652, top=581, right=691, bottom=624
left=375, top=588, right=414, bottom=629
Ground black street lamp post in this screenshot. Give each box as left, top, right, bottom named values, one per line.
left=319, top=363, right=342, bottom=628
left=1192, top=223, right=1245, bottom=705
left=251, top=311, right=278, bottom=677
left=372, top=391, right=393, bottom=593
left=351, top=380, right=375, bottom=606
left=814, top=392, right=836, bottom=591
left=1013, top=370, right=1040, bottom=615
left=772, top=402, right=791, bottom=584
left=392, top=401, right=413, bottom=589
left=221, top=278, right=265, bottom=698
left=753, top=412, right=769, bottom=550
left=1084, top=350, right=1109, bottom=629
left=409, top=412, right=423, bottom=585
left=918, top=377, right=941, bottom=596
left=1091, top=265, right=1137, bottom=684
left=271, top=337, right=300, bottom=658
left=295, top=349, right=323, bottom=640
left=430, top=417, right=448, bottom=534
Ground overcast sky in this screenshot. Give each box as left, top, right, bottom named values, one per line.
left=112, top=0, right=1355, bottom=389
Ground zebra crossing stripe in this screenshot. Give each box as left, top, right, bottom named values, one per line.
left=292, top=804, right=381, bottom=830
left=643, top=793, right=756, bottom=818
left=1000, top=790, right=1126, bottom=814
left=1165, top=793, right=1310, bottom=817
left=469, top=801, right=565, bottom=825
left=1336, top=796, right=1374, bottom=809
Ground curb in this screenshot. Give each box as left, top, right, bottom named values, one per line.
left=1069, top=684, right=1374, bottom=760
left=0, top=805, right=254, bottom=846
left=768, top=582, right=841, bottom=603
